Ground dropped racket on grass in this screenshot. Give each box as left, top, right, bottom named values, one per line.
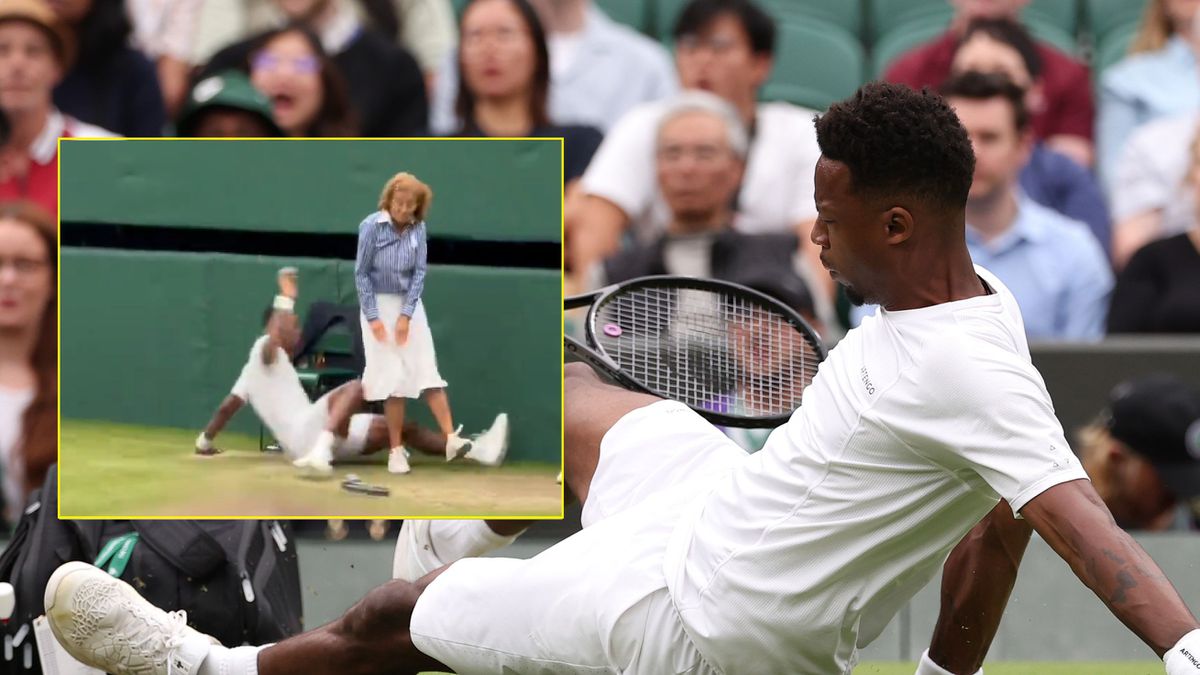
left=342, top=475, right=389, bottom=497
left=565, top=275, right=826, bottom=428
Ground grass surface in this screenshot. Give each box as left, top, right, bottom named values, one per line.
left=60, top=419, right=561, bottom=518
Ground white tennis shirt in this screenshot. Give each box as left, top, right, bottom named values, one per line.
left=662, top=266, right=1089, bottom=674
left=230, top=335, right=312, bottom=454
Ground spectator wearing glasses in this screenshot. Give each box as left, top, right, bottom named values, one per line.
left=0, top=201, right=55, bottom=527
left=200, top=0, right=426, bottom=136
left=246, top=24, right=357, bottom=137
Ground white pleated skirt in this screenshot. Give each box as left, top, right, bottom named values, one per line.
left=361, top=294, right=447, bottom=400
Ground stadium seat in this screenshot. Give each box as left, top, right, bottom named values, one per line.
left=871, top=17, right=946, bottom=79
left=596, top=0, right=650, bottom=34
left=867, top=0, right=949, bottom=42
left=1093, top=21, right=1139, bottom=76
left=759, top=0, right=864, bottom=38
left=1025, top=0, right=1081, bottom=37
left=1085, top=0, right=1148, bottom=42
left=654, top=0, right=862, bottom=40
left=762, top=20, right=865, bottom=111
left=872, top=14, right=1080, bottom=78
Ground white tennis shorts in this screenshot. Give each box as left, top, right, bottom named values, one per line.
left=361, top=294, right=447, bottom=400
left=410, top=400, right=747, bottom=674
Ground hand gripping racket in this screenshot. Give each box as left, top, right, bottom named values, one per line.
left=565, top=276, right=826, bottom=428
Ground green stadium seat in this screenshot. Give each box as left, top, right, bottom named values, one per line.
left=596, top=0, right=650, bottom=34
left=759, top=0, right=864, bottom=37
left=655, top=0, right=861, bottom=40
left=872, top=14, right=1080, bottom=78
left=761, top=20, right=865, bottom=111
left=867, top=0, right=949, bottom=42
left=1024, top=0, right=1081, bottom=36
left=1085, top=0, right=1148, bottom=41
left=1093, top=22, right=1139, bottom=76
left=871, top=16, right=946, bottom=78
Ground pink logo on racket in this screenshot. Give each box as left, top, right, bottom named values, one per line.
left=603, top=324, right=622, bottom=338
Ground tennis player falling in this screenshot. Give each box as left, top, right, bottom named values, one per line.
left=43, top=82, right=1200, bottom=675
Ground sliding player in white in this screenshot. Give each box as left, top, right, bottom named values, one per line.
left=195, top=268, right=508, bottom=476
left=43, top=83, right=1200, bottom=675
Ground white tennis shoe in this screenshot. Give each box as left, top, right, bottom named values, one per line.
left=445, top=426, right=469, bottom=462
left=388, top=447, right=411, bottom=474
left=44, top=562, right=216, bottom=675
left=464, top=413, right=509, bottom=467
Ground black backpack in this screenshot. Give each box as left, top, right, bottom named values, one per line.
left=0, top=467, right=304, bottom=673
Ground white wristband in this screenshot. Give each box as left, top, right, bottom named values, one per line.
left=195, top=432, right=212, bottom=451
left=1166, top=629, right=1200, bottom=675
left=916, top=649, right=983, bottom=675
left=273, top=295, right=295, bottom=312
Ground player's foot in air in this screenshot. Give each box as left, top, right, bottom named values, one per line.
left=388, top=447, right=411, bottom=474
left=44, top=561, right=217, bottom=675
left=445, top=425, right=470, bottom=462
left=464, top=413, right=509, bottom=467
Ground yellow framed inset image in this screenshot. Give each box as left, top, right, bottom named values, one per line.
left=58, top=137, right=564, bottom=519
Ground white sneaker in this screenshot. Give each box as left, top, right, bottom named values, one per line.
left=44, top=561, right=215, bottom=675
left=445, top=425, right=468, bottom=462
left=388, top=448, right=411, bottom=474
left=292, top=451, right=333, bottom=478
left=557, top=470, right=563, bottom=485
left=392, top=520, right=442, bottom=582
left=464, top=413, right=509, bottom=467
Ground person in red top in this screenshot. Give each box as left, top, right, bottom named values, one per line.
left=0, top=0, right=114, bottom=218
left=883, top=0, right=1094, bottom=168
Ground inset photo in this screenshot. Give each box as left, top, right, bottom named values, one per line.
left=58, top=138, right=563, bottom=519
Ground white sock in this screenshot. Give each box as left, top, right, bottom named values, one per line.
left=196, top=644, right=266, bottom=675
left=428, top=520, right=521, bottom=561
left=312, top=430, right=336, bottom=463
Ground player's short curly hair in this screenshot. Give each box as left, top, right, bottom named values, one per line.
left=814, top=82, right=975, bottom=213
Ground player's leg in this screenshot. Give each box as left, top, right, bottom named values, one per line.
left=382, top=395, right=412, bottom=474
left=254, top=572, right=451, bottom=675
left=299, top=381, right=366, bottom=467
left=358, top=413, right=509, bottom=467
left=44, top=560, right=448, bottom=675
left=563, top=361, right=660, bottom=505
left=422, top=387, right=470, bottom=460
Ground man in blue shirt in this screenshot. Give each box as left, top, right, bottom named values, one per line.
left=943, top=71, right=1113, bottom=340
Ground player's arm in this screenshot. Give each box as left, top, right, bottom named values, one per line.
left=196, top=394, right=246, bottom=453
left=1021, top=479, right=1200, bottom=668
left=922, top=500, right=1032, bottom=674
left=262, top=267, right=299, bottom=366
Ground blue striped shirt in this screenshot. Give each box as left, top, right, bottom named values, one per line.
left=355, top=210, right=428, bottom=320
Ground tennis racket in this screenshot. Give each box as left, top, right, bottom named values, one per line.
left=565, top=275, right=826, bottom=428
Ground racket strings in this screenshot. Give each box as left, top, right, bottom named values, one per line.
left=593, top=285, right=820, bottom=419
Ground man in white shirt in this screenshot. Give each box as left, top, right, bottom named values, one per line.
left=43, top=83, right=1200, bottom=675
left=195, top=269, right=508, bottom=476
left=566, top=0, right=825, bottom=297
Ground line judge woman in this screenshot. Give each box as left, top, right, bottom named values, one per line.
left=355, top=172, right=468, bottom=474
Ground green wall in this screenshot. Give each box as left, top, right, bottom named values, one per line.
left=61, top=248, right=561, bottom=463
left=59, top=139, right=563, bottom=241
